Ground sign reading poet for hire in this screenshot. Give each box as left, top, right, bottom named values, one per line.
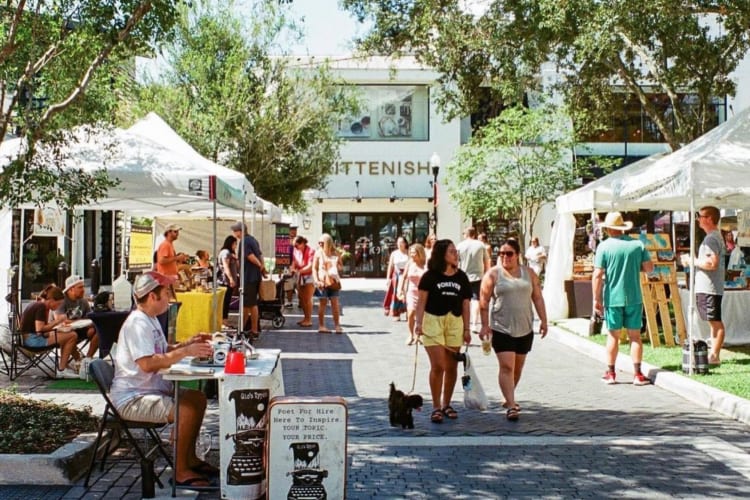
left=267, top=397, right=347, bottom=500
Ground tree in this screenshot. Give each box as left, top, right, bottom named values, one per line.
left=342, top=0, right=750, bottom=150
left=1, top=0, right=185, bottom=210
left=446, top=103, right=601, bottom=250
left=135, top=1, right=358, bottom=210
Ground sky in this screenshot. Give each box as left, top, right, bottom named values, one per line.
left=284, top=0, right=365, bottom=55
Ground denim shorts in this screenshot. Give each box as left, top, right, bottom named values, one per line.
left=24, top=333, right=48, bottom=348
left=314, top=286, right=340, bottom=299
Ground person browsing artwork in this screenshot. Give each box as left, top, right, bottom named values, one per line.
left=231, top=221, right=267, bottom=337
left=109, top=271, right=215, bottom=488
left=217, top=235, right=240, bottom=328
left=479, top=239, right=547, bottom=421
left=592, top=212, right=654, bottom=386
left=414, top=239, right=472, bottom=424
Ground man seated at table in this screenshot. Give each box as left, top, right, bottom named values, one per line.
left=54, top=275, right=98, bottom=360
left=110, top=271, right=216, bottom=488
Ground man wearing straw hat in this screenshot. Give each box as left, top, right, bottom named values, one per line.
left=592, top=212, right=654, bottom=386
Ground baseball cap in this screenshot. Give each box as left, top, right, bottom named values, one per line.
left=230, top=221, right=246, bottom=232
left=63, top=275, right=84, bottom=293
left=133, top=271, right=176, bottom=299
left=165, top=223, right=182, bottom=232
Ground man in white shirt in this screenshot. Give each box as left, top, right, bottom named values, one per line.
left=110, top=271, right=215, bottom=487
left=456, top=227, right=491, bottom=334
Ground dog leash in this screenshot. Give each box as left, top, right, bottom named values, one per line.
left=408, top=340, right=419, bottom=394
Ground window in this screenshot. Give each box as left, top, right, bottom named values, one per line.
left=336, top=85, right=430, bottom=141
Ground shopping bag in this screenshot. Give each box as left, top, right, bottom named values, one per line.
left=259, top=278, right=276, bottom=301
left=462, top=353, right=489, bottom=410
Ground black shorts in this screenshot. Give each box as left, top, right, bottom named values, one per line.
left=696, top=293, right=722, bottom=322
left=469, top=281, right=481, bottom=300
left=492, top=330, right=534, bottom=355
left=243, top=281, right=259, bottom=306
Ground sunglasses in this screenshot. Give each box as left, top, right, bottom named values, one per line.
left=498, top=251, right=516, bottom=257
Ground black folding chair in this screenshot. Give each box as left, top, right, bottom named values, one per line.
left=8, top=313, right=60, bottom=381
left=84, top=359, right=173, bottom=493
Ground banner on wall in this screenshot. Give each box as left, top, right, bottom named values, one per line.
left=275, top=224, right=291, bottom=270
left=32, top=206, right=65, bottom=237
left=128, top=225, right=154, bottom=271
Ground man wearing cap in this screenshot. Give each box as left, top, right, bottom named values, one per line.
left=110, top=271, right=215, bottom=487
left=592, top=212, right=654, bottom=386
left=231, top=221, right=268, bottom=335
left=54, top=275, right=98, bottom=360
left=156, top=224, right=189, bottom=278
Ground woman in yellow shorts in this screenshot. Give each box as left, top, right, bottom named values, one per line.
left=414, top=239, right=472, bottom=423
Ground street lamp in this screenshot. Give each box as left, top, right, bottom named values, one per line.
left=430, top=152, right=440, bottom=234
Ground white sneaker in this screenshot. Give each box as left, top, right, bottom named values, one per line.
left=57, top=367, right=79, bottom=379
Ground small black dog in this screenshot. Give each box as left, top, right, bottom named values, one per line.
left=389, top=382, right=423, bottom=429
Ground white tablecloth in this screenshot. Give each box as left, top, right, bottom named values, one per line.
left=678, top=288, right=750, bottom=345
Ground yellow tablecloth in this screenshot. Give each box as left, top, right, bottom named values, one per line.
left=174, top=289, right=226, bottom=342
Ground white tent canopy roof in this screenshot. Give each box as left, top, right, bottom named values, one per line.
left=0, top=113, right=256, bottom=214
left=617, top=106, right=750, bottom=211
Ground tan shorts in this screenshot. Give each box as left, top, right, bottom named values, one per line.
left=118, top=393, right=173, bottom=424
left=421, top=312, right=464, bottom=348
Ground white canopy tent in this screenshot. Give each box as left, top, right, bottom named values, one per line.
left=0, top=113, right=257, bottom=325
left=543, top=154, right=666, bottom=320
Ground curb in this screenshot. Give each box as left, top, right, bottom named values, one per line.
left=548, top=325, right=750, bottom=427
left=0, top=432, right=96, bottom=485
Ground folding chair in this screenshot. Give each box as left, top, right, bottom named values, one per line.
left=9, top=312, right=60, bottom=381
left=84, top=359, right=173, bottom=493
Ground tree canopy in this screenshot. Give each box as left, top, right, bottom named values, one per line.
left=446, top=103, right=600, bottom=249
left=135, top=1, right=357, bottom=210
left=343, top=0, right=750, bottom=149
left=1, top=0, right=185, bottom=210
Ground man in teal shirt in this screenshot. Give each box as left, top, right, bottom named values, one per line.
left=592, top=212, right=654, bottom=386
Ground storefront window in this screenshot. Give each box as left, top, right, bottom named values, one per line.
left=320, top=211, right=429, bottom=277
left=335, top=85, right=430, bottom=141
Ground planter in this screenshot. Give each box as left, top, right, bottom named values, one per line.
left=0, top=432, right=97, bottom=485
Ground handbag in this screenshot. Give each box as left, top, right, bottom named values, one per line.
left=462, top=353, right=489, bottom=410
left=324, top=274, right=341, bottom=291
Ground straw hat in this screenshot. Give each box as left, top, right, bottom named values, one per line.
left=601, top=212, right=633, bottom=231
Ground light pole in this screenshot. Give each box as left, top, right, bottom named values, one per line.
left=430, top=152, right=440, bottom=235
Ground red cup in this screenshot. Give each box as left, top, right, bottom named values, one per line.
left=224, top=351, right=245, bottom=374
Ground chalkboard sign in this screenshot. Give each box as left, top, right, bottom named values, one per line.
left=275, top=224, right=292, bottom=270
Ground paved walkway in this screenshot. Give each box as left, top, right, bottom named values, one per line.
left=4, top=278, right=750, bottom=498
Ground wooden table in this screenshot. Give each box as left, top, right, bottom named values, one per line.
left=174, top=289, right=226, bottom=342
left=162, top=348, right=284, bottom=498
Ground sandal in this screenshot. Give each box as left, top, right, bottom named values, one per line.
left=335, top=326, right=343, bottom=334
left=442, top=406, right=458, bottom=419
left=430, top=408, right=444, bottom=424
left=502, top=402, right=521, bottom=412
left=318, top=328, right=332, bottom=334
left=506, top=407, right=520, bottom=421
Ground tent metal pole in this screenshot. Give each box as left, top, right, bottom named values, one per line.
left=211, top=200, right=218, bottom=333
left=18, top=208, right=25, bottom=306
left=688, top=163, right=696, bottom=376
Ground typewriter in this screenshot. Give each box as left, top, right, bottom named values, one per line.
left=287, top=442, right=328, bottom=500
left=227, top=429, right=265, bottom=485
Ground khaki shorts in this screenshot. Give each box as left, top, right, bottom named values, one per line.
left=118, top=393, right=173, bottom=424
left=421, top=312, right=464, bottom=348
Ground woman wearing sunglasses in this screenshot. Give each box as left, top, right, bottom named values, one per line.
left=479, top=238, right=548, bottom=421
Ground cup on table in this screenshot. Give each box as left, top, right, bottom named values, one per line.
left=224, top=350, right=245, bottom=374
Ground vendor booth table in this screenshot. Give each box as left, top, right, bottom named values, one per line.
left=174, top=289, right=226, bottom=342
left=162, top=348, right=284, bottom=498
left=678, top=288, right=750, bottom=346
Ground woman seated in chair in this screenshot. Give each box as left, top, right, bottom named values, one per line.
left=19, top=284, right=81, bottom=379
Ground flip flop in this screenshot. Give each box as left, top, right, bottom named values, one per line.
left=191, top=462, right=219, bottom=477
left=318, top=328, right=332, bottom=334
left=170, top=475, right=211, bottom=489
left=335, top=327, right=343, bottom=334
left=297, top=321, right=313, bottom=327
left=506, top=407, right=520, bottom=421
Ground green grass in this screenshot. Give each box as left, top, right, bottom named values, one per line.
left=580, top=331, right=750, bottom=399
left=46, top=379, right=98, bottom=391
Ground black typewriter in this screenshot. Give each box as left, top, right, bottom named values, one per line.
left=227, top=430, right=264, bottom=485
left=287, top=442, right=327, bottom=500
